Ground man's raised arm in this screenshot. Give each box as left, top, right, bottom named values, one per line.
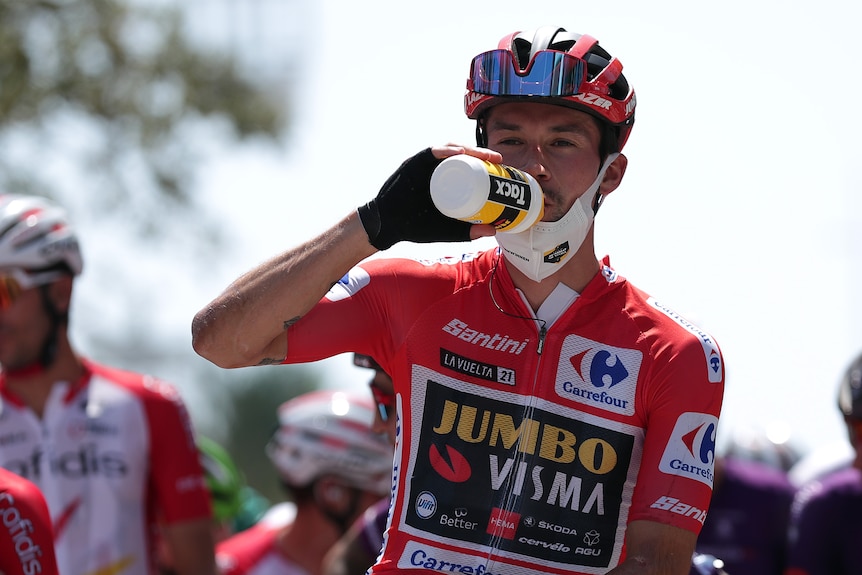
left=192, top=145, right=498, bottom=369
left=191, top=211, right=376, bottom=368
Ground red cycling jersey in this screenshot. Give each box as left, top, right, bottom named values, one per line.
left=216, top=503, right=306, bottom=575
left=0, top=467, right=59, bottom=575
left=284, top=249, right=725, bottom=575
left=0, top=359, right=211, bottom=575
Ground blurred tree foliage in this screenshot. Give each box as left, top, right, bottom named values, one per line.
left=0, top=0, right=286, bottom=238
left=194, top=362, right=322, bottom=505
left=0, top=0, right=327, bottom=506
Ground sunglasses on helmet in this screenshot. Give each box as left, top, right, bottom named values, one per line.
left=468, top=49, right=586, bottom=98
left=0, top=269, right=57, bottom=310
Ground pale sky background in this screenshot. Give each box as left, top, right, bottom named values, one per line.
left=73, top=0, right=862, bottom=462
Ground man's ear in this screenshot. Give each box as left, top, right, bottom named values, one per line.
left=598, top=153, right=628, bottom=198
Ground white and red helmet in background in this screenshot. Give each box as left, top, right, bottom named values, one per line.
left=266, top=390, right=393, bottom=496
left=465, top=26, right=636, bottom=154
left=0, top=194, right=83, bottom=287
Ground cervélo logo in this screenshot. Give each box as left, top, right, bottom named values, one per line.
left=658, top=412, right=718, bottom=487
left=555, top=335, right=641, bottom=416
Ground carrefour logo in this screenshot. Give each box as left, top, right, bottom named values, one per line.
left=658, top=412, right=718, bottom=487
left=555, top=335, right=641, bottom=416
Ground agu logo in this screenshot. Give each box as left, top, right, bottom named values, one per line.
left=555, top=335, right=641, bottom=416
left=659, top=412, right=718, bottom=487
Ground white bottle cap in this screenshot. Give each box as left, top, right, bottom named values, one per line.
left=429, top=155, right=491, bottom=220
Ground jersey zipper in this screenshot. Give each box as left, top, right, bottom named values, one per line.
left=537, top=324, right=547, bottom=355
left=484, top=317, right=549, bottom=565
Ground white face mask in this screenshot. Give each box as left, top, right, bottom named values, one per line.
left=496, top=154, right=619, bottom=282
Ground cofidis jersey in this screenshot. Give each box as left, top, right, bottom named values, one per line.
left=0, top=360, right=211, bottom=575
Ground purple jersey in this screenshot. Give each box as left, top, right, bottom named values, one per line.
left=357, top=498, right=390, bottom=560
left=785, top=466, right=862, bottom=575
left=695, top=457, right=795, bottom=575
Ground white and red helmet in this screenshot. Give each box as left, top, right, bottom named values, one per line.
left=0, top=194, right=83, bottom=287
left=266, top=390, right=393, bottom=496
left=465, top=26, right=636, bottom=153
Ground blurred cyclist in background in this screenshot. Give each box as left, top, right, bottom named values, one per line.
left=196, top=436, right=270, bottom=539
left=695, top=426, right=797, bottom=575
left=158, top=435, right=272, bottom=575
left=785, top=350, right=862, bottom=575
left=0, top=194, right=214, bottom=575
left=323, top=354, right=397, bottom=575
left=216, top=390, right=393, bottom=575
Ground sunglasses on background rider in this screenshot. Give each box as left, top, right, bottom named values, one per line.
left=354, top=353, right=395, bottom=422
left=0, top=269, right=65, bottom=310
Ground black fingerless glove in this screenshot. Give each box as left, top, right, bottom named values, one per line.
left=357, top=148, right=473, bottom=250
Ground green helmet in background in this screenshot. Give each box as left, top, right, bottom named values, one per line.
left=197, top=435, right=245, bottom=524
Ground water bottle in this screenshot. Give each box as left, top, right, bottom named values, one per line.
left=430, top=155, right=544, bottom=234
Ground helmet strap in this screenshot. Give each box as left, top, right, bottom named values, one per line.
left=475, top=116, right=488, bottom=148
left=36, top=284, right=64, bottom=368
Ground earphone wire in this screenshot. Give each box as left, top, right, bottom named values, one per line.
left=488, top=250, right=547, bottom=334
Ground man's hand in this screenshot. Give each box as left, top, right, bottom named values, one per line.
left=357, top=146, right=500, bottom=249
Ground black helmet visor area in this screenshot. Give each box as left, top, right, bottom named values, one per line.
left=839, top=352, right=862, bottom=419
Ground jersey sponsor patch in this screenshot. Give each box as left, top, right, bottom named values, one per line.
left=658, top=412, right=718, bottom=487
left=440, top=348, right=516, bottom=386
left=554, top=336, right=641, bottom=416
left=401, top=369, right=639, bottom=572
left=325, top=266, right=371, bottom=302
left=648, top=298, right=723, bottom=384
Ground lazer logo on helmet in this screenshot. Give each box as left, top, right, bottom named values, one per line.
left=658, top=412, right=718, bottom=487
left=2, top=443, right=129, bottom=480
left=625, top=95, right=637, bottom=116
left=465, top=91, right=488, bottom=109
left=572, top=93, right=612, bottom=110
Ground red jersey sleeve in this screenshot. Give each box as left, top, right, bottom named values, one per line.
left=626, top=299, right=725, bottom=534
left=0, top=467, right=59, bottom=575
left=140, top=377, right=212, bottom=525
